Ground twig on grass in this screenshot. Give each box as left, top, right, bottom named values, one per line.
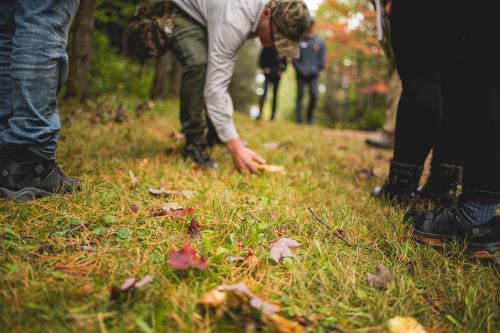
left=307, top=207, right=372, bottom=251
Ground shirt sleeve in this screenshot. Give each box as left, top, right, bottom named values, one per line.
left=204, top=21, right=247, bottom=143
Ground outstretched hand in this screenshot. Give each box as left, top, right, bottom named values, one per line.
left=226, top=139, right=266, bottom=174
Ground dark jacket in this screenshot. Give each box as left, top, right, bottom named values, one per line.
left=259, top=47, right=287, bottom=77
left=293, top=34, right=326, bottom=78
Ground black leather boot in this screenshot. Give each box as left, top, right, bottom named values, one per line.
left=419, top=163, right=463, bottom=204
left=0, top=148, right=81, bottom=201
left=372, top=160, right=423, bottom=204
left=183, top=135, right=218, bottom=169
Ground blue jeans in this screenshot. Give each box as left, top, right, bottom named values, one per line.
left=0, top=0, right=80, bottom=160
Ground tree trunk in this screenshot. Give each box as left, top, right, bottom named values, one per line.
left=66, top=0, right=96, bottom=100
left=150, top=52, right=171, bottom=100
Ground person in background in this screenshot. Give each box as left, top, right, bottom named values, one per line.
left=169, top=0, right=310, bottom=173
left=0, top=0, right=81, bottom=201
left=293, top=19, right=325, bottom=125
left=257, top=47, right=287, bottom=121
left=365, top=70, right=401, bottom=150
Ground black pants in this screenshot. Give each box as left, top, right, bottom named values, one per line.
left=390, top=0, right=500, bottom=202
left=296, top=74, right=318, bottom=124
left=258, top=75, right=280, bottom=121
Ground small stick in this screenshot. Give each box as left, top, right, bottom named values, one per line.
left=307, top=208, right=357, bottom=249
left=247, top=212, right=263, bottom=224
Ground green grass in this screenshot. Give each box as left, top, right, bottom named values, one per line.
left=1, top=98, right=499, bottom=333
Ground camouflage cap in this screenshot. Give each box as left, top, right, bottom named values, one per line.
left=268, top=0, right=311, bottom=59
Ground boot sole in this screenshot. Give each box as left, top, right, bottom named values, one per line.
left=413, top=231, right=500, bottom=260
left=0, top=187, right=52, bottom=202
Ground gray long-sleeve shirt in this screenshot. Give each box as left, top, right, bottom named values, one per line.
left=171, top=0, right=267, bottom=142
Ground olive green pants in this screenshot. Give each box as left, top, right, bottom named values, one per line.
left=170, top=7, right=208, bottom=142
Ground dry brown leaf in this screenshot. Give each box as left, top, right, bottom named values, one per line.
left=367, top=263, right=392, bottom=289
left=270, top=238, right=301, bottom=263
left=264, top=314, right=305, bottom=333
left=387, top=316, right=427, bottom=333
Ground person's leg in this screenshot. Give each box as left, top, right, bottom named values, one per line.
left=258, top=77, right=270, bottom=120
left=170, top=10, right=208, bottom=143
left=0, top=0, right=79, bottom=160
left=170, top=7, right=216, bottom=169
left=0, top=0, right=15, bottom=139
left=372, top=0, right=442, bottom=204
left=382, top=71, right=401, bottom=136
left=0, top=0, right=80, bottom=201
left=295, top=75, right=305, bottom=123
left=408, top=2, right=500, bottom=259
left=271, top=77, right=280, bottom=121
left=306, top=76, right=318, bottom=124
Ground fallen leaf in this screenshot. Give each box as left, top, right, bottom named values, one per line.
left=188, top=218, right=201, bottom=240
left=129, top=171, right=139, bottom=188
left=168, top=243, right=207, bottom=270
left=270, top=238, right=301, bottom=263
left=258, top=164, right=285, bottom=173
left=227, top=251, right=258, bottom=266
left=110, top=275, right=154, bottom=301
left=336, top=229, right=347, bottom=239
left=113, top=104, right=128, bottom=123
left=274, top=224, right=287, bottom=238
left=387, top=316, right=426, bottom=333
left=264, top=313, right=305, bottom=333
left=130, top=204, right=139, bottom=214
left=149, top=188, right=195, bottom=199
left=199, top=283, right=280, bottom=315
left=228, top=256, right=247, bottom=263
left=151, top=203, right=193, bottom=218
left=135, top=100, right=155, bottom=118
left=198, top=286, right=228, bottom=307
left=367, top=263, right=392, bottom=289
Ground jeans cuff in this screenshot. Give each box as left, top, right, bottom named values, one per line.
left=28, top=146, right=56, bottom=161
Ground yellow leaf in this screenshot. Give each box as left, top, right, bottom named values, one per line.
left=387, top=316, right=426, bottom=333
left=198, top=287, right=227, bottom=307
left=265, top=314, right=305, bottom=333
left=257, top=164, right=285, bottom=173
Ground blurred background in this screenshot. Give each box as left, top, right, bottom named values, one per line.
left=64, top=0, right=389, bottom=131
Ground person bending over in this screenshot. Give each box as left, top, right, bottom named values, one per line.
left=169, top=0, right=310, bottom=173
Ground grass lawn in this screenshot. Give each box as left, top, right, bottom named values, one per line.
left=1, top=98, right=498, bottom=333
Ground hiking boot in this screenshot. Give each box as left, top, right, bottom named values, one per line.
left=365, top=132, right=394, bottom=150
left=183, top=140, right=218, bottom=170
left=418, top=163, right=462, bottom=205
left=372, top=160, right=423, bottom=204
left=405, top=204, right=500, bottom=260
left=0, top=157, right=81, bottom=202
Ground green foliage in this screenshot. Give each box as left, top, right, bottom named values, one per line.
left=88, top=31, right=154, bottom=99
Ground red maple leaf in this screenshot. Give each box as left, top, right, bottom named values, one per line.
left=168, top=243, right=207, bottom=270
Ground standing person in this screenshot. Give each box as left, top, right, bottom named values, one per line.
left=257, top=47, right=287, bottom=121
left=379, top=0, right=500, bottom=259
left=168, top=0, right=310, bottom=172
left=371, top=0, right=463, bottom=205
left=365, top=70, right=401, bottom=150
left=293, top=19, right=325, bottom=124
left=0, top=0, right=81, bottom=201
